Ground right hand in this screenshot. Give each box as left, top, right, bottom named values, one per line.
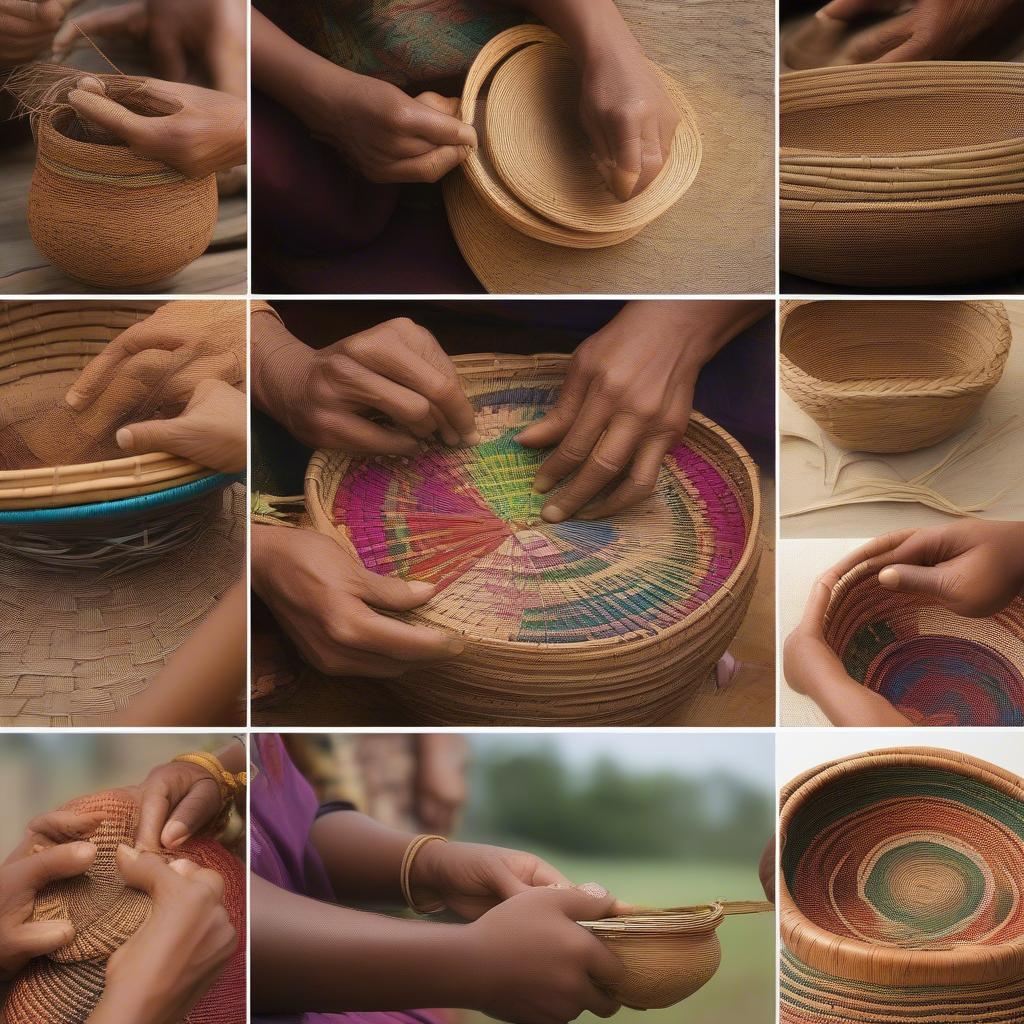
left=466, top=884, right=625, bottom=1024
left=251, top=524, right=465, bottom=678
left=298, top=66, right=476, bottom=184
left=254, top=314, right=477, bottom=454
left=0, top=0, right=64, bottom=67
left=85, top=847, right=236, bottom=1024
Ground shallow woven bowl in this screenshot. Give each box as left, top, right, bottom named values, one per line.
left=457, top=25, right=701, bottom=250
left=29, top=107, right=217, bottom=288
left=780, top=299, right=1011, bottom=453
left=822, top=561, right=1024, bottom=727
left=779, top=63, right=1024, bottom=286
left=305, top=354, right=761, bottom=726
left=780, top=747, right=1024, bottom=1022
left=0, top=302, right=216, bottom=511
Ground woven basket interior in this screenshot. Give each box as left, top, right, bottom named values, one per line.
left=782, top=760, right=1024, bottom=951
left=319, top=360, right=756, bottom=649
left=824, top=565, right=1024, bottom=727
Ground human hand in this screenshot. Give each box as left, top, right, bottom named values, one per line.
left=410, top=840, right=571, bottom=921
left=54, top=0, right=246, bottom=97
left=297, top=63, right=476, bottom=184
left=130, top=759, right=225, bottom=854
left=815, top=0, right=1015, bottom=62
left=464, top=884, right=625, bottom=1023
left=0, top=0, right=65, bottom=67
left=782, top=574, right=851, bottom=698
left=114, top=379, right=246, bottom=473
left=252, top=313, right=477, bottom=455
left=66, top=75, right=245, bottom=177
left=85, top=846, right=236, bottom=1024
left=0, top=810, right=104, bottom=980
left=251, top=524, right=465, bottom=678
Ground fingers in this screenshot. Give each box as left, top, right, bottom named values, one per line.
left=386, top=145, right=468, bottom=184
left=402, top=95, right=476, bottom=148
left=533, top=391, right=616, bottom=498
left=160, top=778, right=221, bottom=849
left=798, top=579, right=833, bottom=636
left=66, top=88, right=151, bottom=146
left=543, top=881, right=619, bottom=923
left=115, top=844, right=176, bottom=897
left=577, top=435, right=669, bottom=520
left=52, top=2, right=143, bottom=58
left=877, top=560, right=967, bottom=608
left=168, top=858, right=225, bottom=901
left=11, top=920, right=76, bottom=959
left=346, top=607, right=464, bottom=662
left=634, top=115, right=669, bottom=196
left=314, top=411, right=421, bottom=457
left=5, top=841, right=95, bottom=893
left=874, top=31, right=935, bottom=62
left=25, top=810, right=106, bottom=845
left=817, top=0, right=901, bottom=20
left=135, top=783, right=173, bottom=853
left=606, top=116, right=643, bottom=201
left=115, top=417, right=186, bottom=457
left=356, top=570, right=436, bottom=613
left=846, top=12, right=915, bottom=62
left=822, top=529, right=918, bottom=587
left=582, top=983, right=622, bottom=1019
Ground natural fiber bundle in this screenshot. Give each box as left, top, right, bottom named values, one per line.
left=454, top=25, right=701, bottom=250
left=779, top=300, right=1011, bottom=453
left=306, top=354, right=761, bottom=726
left=3, top=789, right=245, bottom=1024
left=821, top=560, right=1024, bottom=727
left=6, top=64, right=218, bottom=287
left=780, top=747, right=1024, bottom=1021
left=582, top=901, right=773, bottom=1010
left=779, top=62, right=1024, bottom=286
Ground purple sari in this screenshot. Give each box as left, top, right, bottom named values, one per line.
left=251, top=734, right=444, bottom=1024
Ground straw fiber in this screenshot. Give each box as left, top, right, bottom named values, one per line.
left=780, top=300, right=1011, bottom=453
left=822, top=560, right=1024, bottom=727
left=306, top=354, right=761, bottom=726
left=780, top=747, right=1024, bottom=1020
left=780, top=63, right=1024, bottom=286
left=3, top=790, right=245, bottom=1024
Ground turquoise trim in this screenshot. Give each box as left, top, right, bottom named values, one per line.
left=0, top=473, right=243, bottom=525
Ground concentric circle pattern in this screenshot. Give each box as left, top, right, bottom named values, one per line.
left=826, top=567, right=1024, bottom=727
left=331, top=373, right=748, bottom=646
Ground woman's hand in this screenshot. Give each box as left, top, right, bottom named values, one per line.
left=85, top=847, right=236, bottom=1024
left=115, top=379, right=246, bottom=474
left=66, top=76, right=246, bottom=177
left=54, top=0, right=246, bottom=97
left=465, top=884, right=625, bottom=1022
left=0, top=810, right=104, bottom=980
left=410, top=840, right=571, bottom=921
left=0, top=0, right=64, bottom=67
left=130, top=761, right=224, bottom=854
left=252, top=524, right=465, bottom=678
left=816, top=0, right=1015, bottom=62
left=252, top=313, right=477, bottom=454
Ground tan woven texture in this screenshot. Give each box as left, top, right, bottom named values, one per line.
left=305, top=354, right=761, bottom=726
left=779, top=300, right=1011, bottom=453
left=3, top=790, right=246, bottom=1024
left=780, top=62, right=1024, bottom=287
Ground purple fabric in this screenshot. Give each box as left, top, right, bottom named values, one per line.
left=250, top=734, right=444, bottom=1024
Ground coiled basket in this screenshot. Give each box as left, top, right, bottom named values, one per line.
left=3, top=790, right=245, bottom=1024
left=305, top=354, right=762, bottom=726
left=779, top=300, right=1011, bottom=453
left=29, top=106, right=218, bottom=288
left=822, top=560, right=1024, bottom=727
left=780, top=747, right=1024, bottom=1022
left=780, top=63, right=1024, bottom=286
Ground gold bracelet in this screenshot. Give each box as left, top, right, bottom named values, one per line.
left=400, top=834, right=448, bottom=915
left=172, top=752, right=248, bottom=835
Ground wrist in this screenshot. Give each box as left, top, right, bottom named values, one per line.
left=405, top=835, right=449, bottom=911
left=250, top=314, right=313, bottom=429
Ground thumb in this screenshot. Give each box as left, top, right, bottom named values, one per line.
left=66, top=88, right=149, bottom=146
left=115, top=845, right=177, bottom=899
left=160, top=779, right=221, bottom=849
left=7, top=841, right=96, bottom=894
left=116, top=417, right=189, bottom=457
left=359, top=569, right=436, bottom=612
left=878, top=562, right=965, bottom=609
left=12, top=920, right=77, bottom=958
left=542, top=882, right=619, bottom=923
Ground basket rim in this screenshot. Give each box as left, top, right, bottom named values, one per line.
left=779, top=746, right=1024, bottom=987
left=779, top=299, right=1011, bottom=401
left=304, top=352, right=762, bottom=653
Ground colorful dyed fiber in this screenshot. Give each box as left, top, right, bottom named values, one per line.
left=305, top=354, right=762, bottom=725
left=780, top=748, right=1024, bottom=1022
left=824, top=562, right=1024, bottom=727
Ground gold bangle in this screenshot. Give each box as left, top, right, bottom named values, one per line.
left=400, top=834, right=448, bottom=915
left=172, top=752, right=248, bottom=834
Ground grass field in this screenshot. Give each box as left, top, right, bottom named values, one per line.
left=461, top=851, right=776, bottom=1024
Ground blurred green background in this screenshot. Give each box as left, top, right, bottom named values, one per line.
left=455, top=734, right=775, bottom=1024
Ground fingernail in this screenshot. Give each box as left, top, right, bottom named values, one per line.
left=162, top=821, right=188, bottom=847
left=440, top=429, right=460, bottom=446
left=118, top=843, right=138, bottom=860
left=407, top=581, right=435, bottom=601
left=541, top=505, right=566, bottom=524
left=533, top=475, right=553, bottom=495
left=579, top=882, right=608, bottom=899
left=65, top=390, right=83, bottom=409
left=446, top=638, right=465, bottom=655
left=878, top=567, right=899, bottom=589
left=461, top=431, right=481, bottom=446
left=115, top=428, right=133, bottom=449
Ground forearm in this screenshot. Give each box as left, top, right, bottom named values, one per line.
left=804, top=672, right=913, bottom=728
left=308, top=810, right=416, bottom=904
left=249, top=306, right=311, bottom=427
left=500, top=0, right=641, bottom=63
left=251, top=874, right=476, bottom=1014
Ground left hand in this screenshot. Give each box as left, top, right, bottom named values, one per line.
left=66, top=75, right=246, bottom=178
left=130, top=761, right=223, bottom=853
left=409, top=841, right=572, bottom=921
left=579, top=44, right=681, bottom=200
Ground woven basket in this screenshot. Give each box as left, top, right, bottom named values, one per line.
left=0, top=302, right=217, bottom=511
left=28, top=106, right=218, bottom=288
left=455, top=25, right=701, bottom=250
left=821, top=560, right=1024, bottom=727
left=3, top=789, right=245, bottom=1024
left=779, top=63, right=1024, bottom=286
left=582, top=901, right=773, bottom=1010
left=780, top=747, right=1024, bottom=1022
left=779, top=300, right=1011, bottom=453
left=305, top=354, right=761, bottom=726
